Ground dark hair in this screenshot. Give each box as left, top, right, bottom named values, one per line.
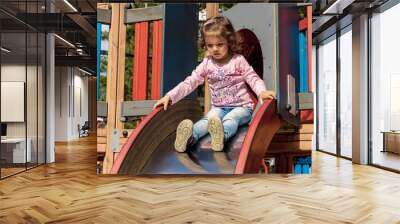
left=199, top=16, right=239, bottom=54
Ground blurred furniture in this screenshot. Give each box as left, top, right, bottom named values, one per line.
left=79, top=121, right=90, bottom=138
left=0, top=138, right=32, bottom=164
left=382, top=131, right=400, bottom=154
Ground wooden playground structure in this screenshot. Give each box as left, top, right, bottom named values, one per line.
left=96, top=3, right=314, bottom=175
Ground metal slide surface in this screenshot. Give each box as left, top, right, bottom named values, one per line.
left=141, top=126, right=249, bottom=174
left=111, top=99, right=281, bottom=175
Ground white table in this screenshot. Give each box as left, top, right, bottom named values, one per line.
left=1, top=138, right=31, bottom=163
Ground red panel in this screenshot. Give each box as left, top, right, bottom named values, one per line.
left=298, top=18, right=307, bottom=31
left=110, top=106, right=163, bottom=174
left=133, top=22, right=149, bottom=100
left=151, top=20, right=163, bottom=100
left=307, top=6, right=313, bottom=92
left=235, top=99, right=281, bottom=174
left=300, top=109, right=314, bottom=124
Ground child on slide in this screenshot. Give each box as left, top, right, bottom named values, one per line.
left=154, top=16, right=275, bottom=152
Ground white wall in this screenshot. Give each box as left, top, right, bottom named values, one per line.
left=54, top=66, right=89, bottom=141
left=1, top=63, right=46, bottom=164
left=1, top=65, right=26, bottom=139
left=55, top=66, right=69, bottom=141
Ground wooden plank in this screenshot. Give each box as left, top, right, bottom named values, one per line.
left=133, top=22, right=149, bottom=100
left=103, top=3, right=121, bottom=174
left=113, top=152, right=119, bottom=161
left=273, top=133, right=313, bottom=142
left=298, top=103, right=314, bottom=110
left=97, top=137, right=107, bottom=144
left=97, top=8, right=112, bottom=24
left=151, top=20, right=163, bottom=100
left=121, top=100, right=157, bottom=117
left=204, top=3, right=219, bottom=114
left=97, top=144, right=106, bottom=153
left=269, top=141, right=312, bottom=151
left=120, top=138, right=128, bottom=146
left=298, top=124, right=313, bottom=134
left=97, top=101, right=107, bottom=117
left=97, top=3, right=110, bottom=10
left=119, top=129, right=132, bottom=148
left=116, top=4, right=127, bottom=154
left=298, top=92, right=313, bottom=104
left=97, top=128, right=107, bottom=137
left=125, top=5, right=163, bottom=24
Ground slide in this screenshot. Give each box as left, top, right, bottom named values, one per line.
left=111, top=99, right=281, bottom=175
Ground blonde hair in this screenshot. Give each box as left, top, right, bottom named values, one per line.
left=199, top=16, right=238, bottom=54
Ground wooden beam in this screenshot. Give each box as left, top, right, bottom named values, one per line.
left=97, top=3, right=110, bottom=9
left=97, top=101, right=107, bottom=117
left=206, top=4, right=219, bottom=18
left=103, top=3, right=122, bottom=174
left=97, top=8, right=112, bottom=24
left=116, top=4, right=127, bottom=132
left=297, top=92, right=313, bottom=110
left=204, top=3, right=219, bottom=114
left=120, top=100, right=158, bottom=118
left=125, top=5, right=163, bottom=24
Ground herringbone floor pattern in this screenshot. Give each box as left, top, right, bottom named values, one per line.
left=1, top=136, right=400, bottom=223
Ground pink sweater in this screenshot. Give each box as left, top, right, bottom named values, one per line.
left=166, top=54, right=267, bottom=109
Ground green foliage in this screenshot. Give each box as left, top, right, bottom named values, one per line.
left=99, top=75, right=107, bottom=101
left=125, top=25, right=134, bottom=101
left=99, top=24, right=109, bottom=101
left=124, top=120, right=137, bottom=130
left=220, top=3, right=235, bottom=12
left=299, top=7, right=306, bottom=19
left=101, top=31, right=108, bottom=40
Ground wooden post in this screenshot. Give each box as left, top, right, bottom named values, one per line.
left=103, top=3, right=125, bottom=174
left=204, top=3, right=219, bottom=114
left=114, top=4, right=127, bottom=161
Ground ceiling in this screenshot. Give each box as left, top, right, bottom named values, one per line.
left=0, top=0, right=96, bottom=74
left=312, top=0, right=390, bottom=42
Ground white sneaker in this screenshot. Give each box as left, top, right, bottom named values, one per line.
left=174, top=119, right=193, bottom=152
left=208, top=117, right=224, bottom=152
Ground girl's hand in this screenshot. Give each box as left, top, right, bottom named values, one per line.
left=153, top=95, right=170, bottom=110
left=258, top=90, right=276, bottom=105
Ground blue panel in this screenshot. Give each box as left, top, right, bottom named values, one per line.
left=302, top=165, right=310, bottom=174
left=161, top=4, right=199, bottom=98
left=299, top=31, right=308, bottom=92
left=97, top=22, right=101, bottom=100
left=277, top=6, right=300, bottom=126
left=294, top=164, right=302, bottom=174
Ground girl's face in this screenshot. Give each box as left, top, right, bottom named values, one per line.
left=205, top=35, right=229, bottom=62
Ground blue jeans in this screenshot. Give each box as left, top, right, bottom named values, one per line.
left=192, top=106, right=253, bottom=144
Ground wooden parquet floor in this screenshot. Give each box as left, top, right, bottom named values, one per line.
left=1, top=136, right=400, bottom=223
